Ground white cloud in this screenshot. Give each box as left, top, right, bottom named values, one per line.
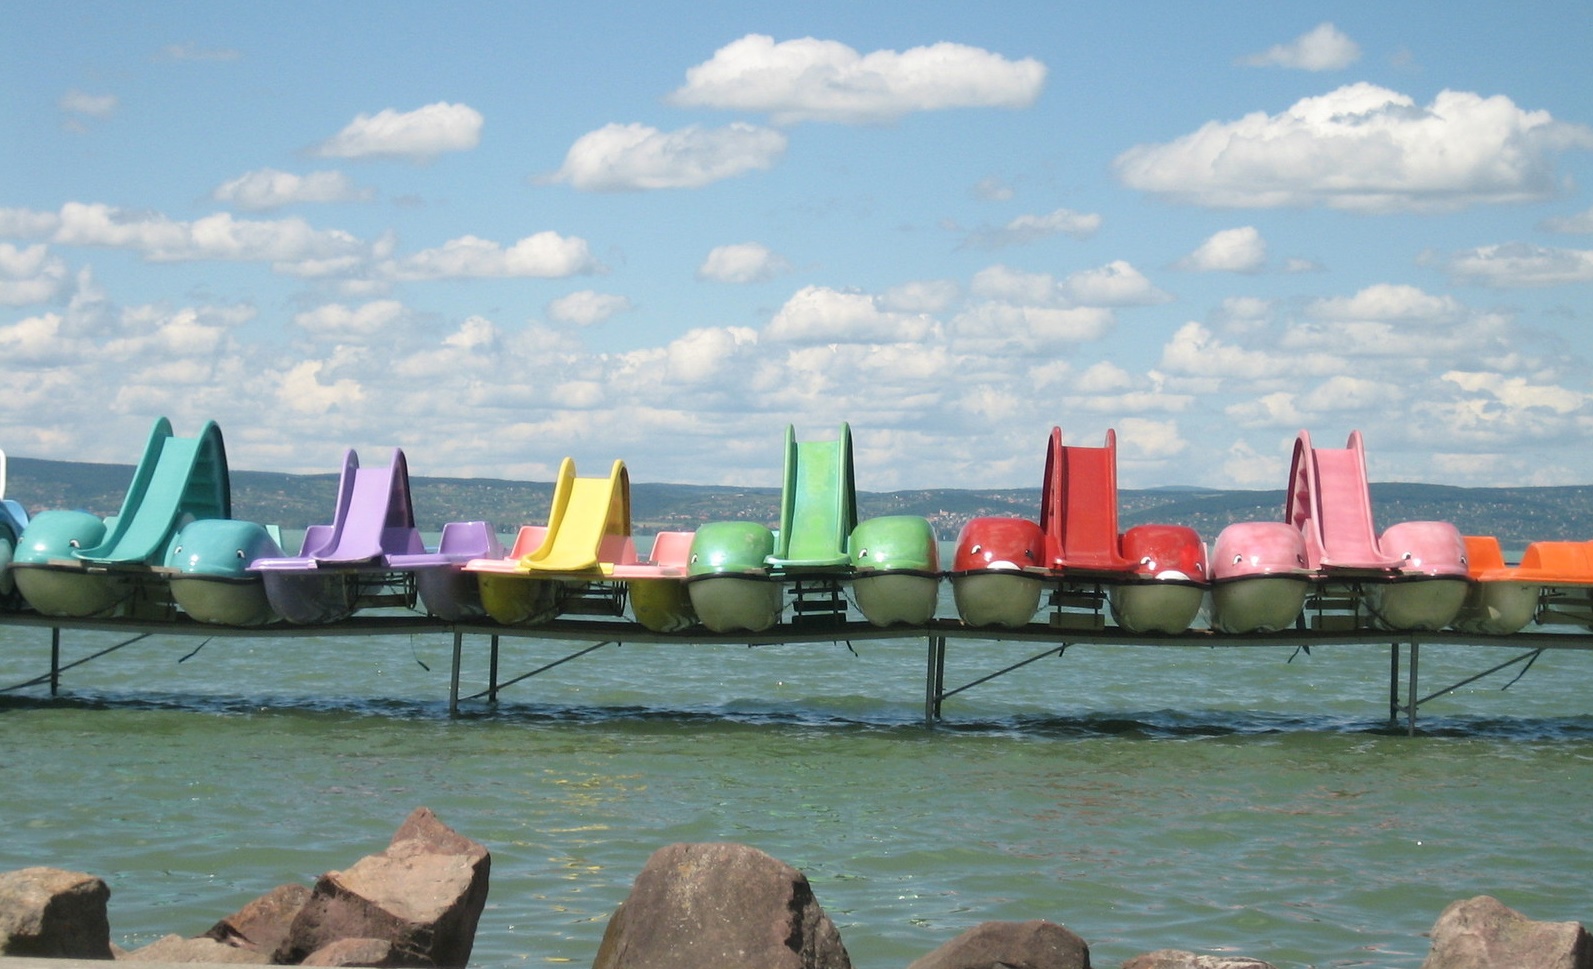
left=1177, top=227, right=1267, bottom=273
left=1305, top=283, right=1463, bottom=322
left=1238, top=22, right=1361, bottom=71
left=0, top=244, right=69, bottom=306
left=314, top=102, right=483, bottom=161
left=963, top=207, right=1101, bottom=248
left=155, top=43, right=241, bottom=62
left=696, top=242, right=791, bottom=283
left=383, top=232, right=601, bottom=280
left=59, top=90, right=118, bottom=118
left=213, top=169, right=372, bottom=210
left=293, top=300, right=406, bottom=338
left=1114, top=84, right=1593, bottom=211
left=548, top=290, right=633, bottom=326
left=1062, top=260, right=1172, bottom=305
left=1541, top=206, right=1593, bottom=234
left=765, top=285, right=936, bottom=344
left=668, top=34, right=1046, bottom=125
left=1443, top=371, right=1584, bottom=415
left=882, top=279, right=959, bottom=313
left=1422, top=242, right=1593, bottom=287
left=276, top=360, right=364, bottom=414
left=29, top=202, right=366, bottom=270
left=950, top=301, right=1113, bottom=354
left=547, top=122, right=787, bottom=191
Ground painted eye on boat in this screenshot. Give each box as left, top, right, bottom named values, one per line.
left=173, top=545, right=183, bottom=554
left=858, top=548, right=869, bottom=558
left=68, top=539, right=81, bottom=548
left=970, top=544, right=982, bottom=555
left=1140, top=556, right=1154, bottom=567
left=235, top=549, right=247, bottom=559
left=1232, top=554, right=1243, bottom=565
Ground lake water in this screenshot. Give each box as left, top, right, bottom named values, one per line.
left=2, top=594, right=1591, bottom=969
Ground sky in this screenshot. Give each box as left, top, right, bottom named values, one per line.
left=3, top=2, right=1592, bottom=494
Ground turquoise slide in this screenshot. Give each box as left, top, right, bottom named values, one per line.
left=74, top=417, right=231, bottom=565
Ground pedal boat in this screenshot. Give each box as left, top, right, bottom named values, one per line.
left=1107, top=524, right=1209, bottom=635
left=11, top=418, right=254, bottom=621
left=167, top=519, right=285, bottom=625
left=0, top=448, right=30, bottom=610
left=468, top=525, right=561, bottom=625
left=848, top=515, right=940, bottom=627
left=949, top=517, right=1047, bottom=628
left=1362, top=520, right=1471, bottom=632
left=686, top=521, right=783, bottom=633
left=611, top=531, right=698, bottom=633
left=249, top=449, right=427, bottom=624
left=1450, top=536, right=1593, bottom=634
left=386, top=520, right=505, bottom=622
left=1207, top=522, right=1312, bottom=633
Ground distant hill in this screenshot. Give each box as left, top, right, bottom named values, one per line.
left=6, top=455, right=1593, bottom=547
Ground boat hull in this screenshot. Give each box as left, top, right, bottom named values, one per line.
left=477, top=573, right=560, bottom=626
left=1365, top=577, right=1470, bottom=632
left=1450, top=580, right=1540, bottom=635
left=1209, top=576, right=1311, bottom=634
left=262, top=572, right=358, bottom=625
left=170, top=575, right=276, bottom=626
left=687, top=574, right=782, bottom=633
left=12, top=563, right=133, bottom=619
left=853, top=571, right=940, bottom=627
left=417, top=567, right=490, bottom=622
left=951, top=570, right=1044, bottom=628
left=1109, top=580, right=1205, bottom=634
left=628, top=579, right=697, bottom=633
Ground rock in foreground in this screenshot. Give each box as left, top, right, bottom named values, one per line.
left=1420, top=895, right=1592, bottom=969
left=592, top=842, right=851, bottom=969
left=0, top=866, right=113, bottom=960
left=906, top=919, right=1090, bottom=969
left=274, top=807, right=491, bottom=967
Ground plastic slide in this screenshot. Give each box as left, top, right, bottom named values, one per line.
left=299, top=450, right=423, bottom=563
left=1039, top=428, right=1132, bottom=573
left=75, top=418, right=231, bottom=565
left=516, top=458, right=633, bottom=575
left=766, top=424, right=857, bottom=571
left=1284, top=430, right=1400, bottom=572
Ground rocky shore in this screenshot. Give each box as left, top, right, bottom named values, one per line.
left=1, top=807, right=1587, bottom=968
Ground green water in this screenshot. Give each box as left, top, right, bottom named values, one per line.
left=2, top=621, right=1591, bottom=968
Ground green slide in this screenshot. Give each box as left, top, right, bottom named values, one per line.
left=766, top=423, right=857, bottom=572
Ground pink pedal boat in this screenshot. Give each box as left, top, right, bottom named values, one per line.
left=1210, top=431, right=1468, bottom=633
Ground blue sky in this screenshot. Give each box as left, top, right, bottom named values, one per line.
left=4, top=2, right=1592, bottom=494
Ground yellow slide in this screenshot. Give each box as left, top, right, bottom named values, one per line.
left=517, top=458, right=633, bottom=575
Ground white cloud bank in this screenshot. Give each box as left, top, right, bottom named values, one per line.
left=1238, top=22, right=1361, bottom=71
left=313, top=102, right=484, bottom=161
left=1114, top=83, right=1593, bottom=212
left=1177, top=227, right=1268, bottom=273
left=668, top=34, right=1046, bottom=125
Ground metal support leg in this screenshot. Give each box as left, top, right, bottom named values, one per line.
left=449, top=631, right=463, bottom=719
left=1388, top=642, right=1400, bottom=731
left=50, top=627, right=61, bottom=696
left=488, top=634, right=500, bottom=704
left=924, top=634, right=946, bottom=725
left=1406, top=641, right=1420, bottom=737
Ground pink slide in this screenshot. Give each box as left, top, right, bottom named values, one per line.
left=1285, top=430, right=1401, bottom=572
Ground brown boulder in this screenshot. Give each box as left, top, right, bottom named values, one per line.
left=300, top=937, right=403, bottom=966
left=906, top=919, right=1090, bottom=969
left=1122, top=951, right=1276, bottom=969
left=1420, top=895, right=1592, bottom=969
left=125, top=933, right=272, bottom=964
left=275, top=807, right=490, bottom=968
left=203, top=882, right=313, bottom=954
left=592, top=842, right=852, bottom=969
left=0, top=866, right=113, bottom=960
